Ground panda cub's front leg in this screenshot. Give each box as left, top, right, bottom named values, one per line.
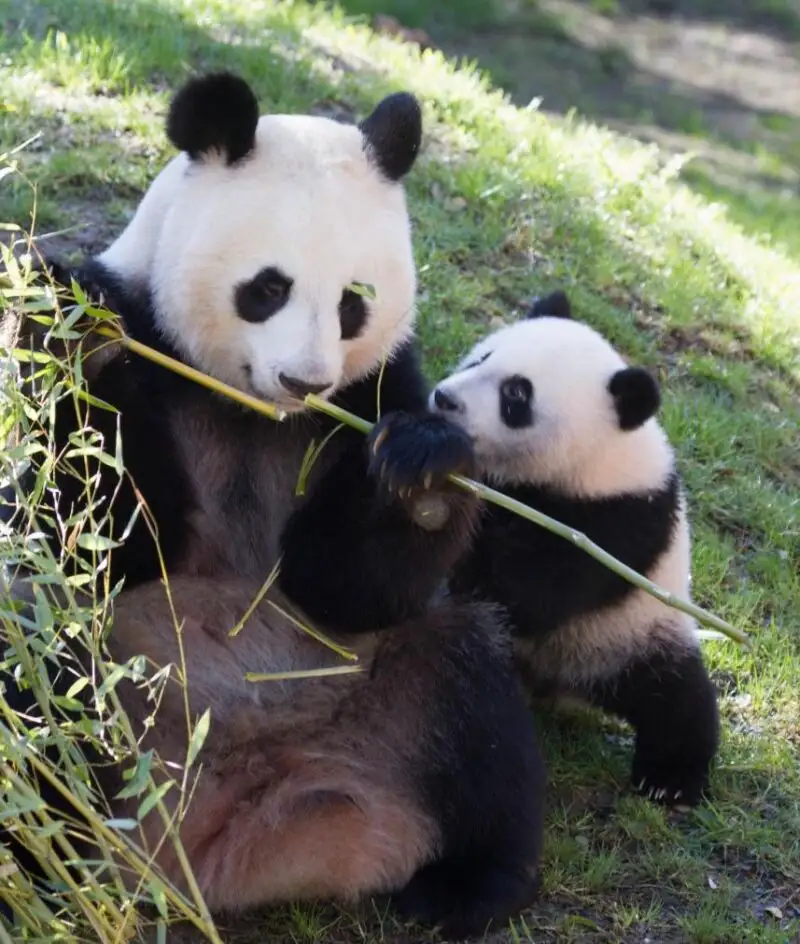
left=586, top=640, right=720, bottom=808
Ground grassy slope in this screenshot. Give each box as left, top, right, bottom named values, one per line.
left=339, top=0, right=800, bottom=269
left=1, top=0, right=799, bottom=941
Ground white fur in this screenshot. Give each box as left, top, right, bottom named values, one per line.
left=429, top=317, right=674, bottom=498
left=100, top=113, right=417, bottom=410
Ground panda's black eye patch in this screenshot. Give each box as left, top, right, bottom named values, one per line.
left=339, top=288, right=368, bottom=340
left=235, top=267, right=293, bottom=323
left=500, top=374, right=533, bottom=429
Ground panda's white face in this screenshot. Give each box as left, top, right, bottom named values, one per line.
left=429, top=315, right=674, bottom=497
left=100, top=76, right=419, bottom=411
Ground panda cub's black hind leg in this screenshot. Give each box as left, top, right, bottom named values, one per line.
left=588, top=645, right=720, bottom=808
left=387, top=601, right=547, bottom=939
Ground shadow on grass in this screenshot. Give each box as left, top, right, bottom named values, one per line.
left=335, top=0, right=800, bottom=262
left=1, top=0, right=796, bottom=375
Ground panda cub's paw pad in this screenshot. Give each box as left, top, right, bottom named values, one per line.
left=367, top=411, right=476, bottom=496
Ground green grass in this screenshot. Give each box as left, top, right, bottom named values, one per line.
left=341, top=0, right=800, bottom=268
left=1, top=0, right=799, bottom=941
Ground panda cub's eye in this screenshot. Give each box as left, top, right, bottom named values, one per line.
left=501, top=376, right=532, bottom=402
left=500, top=375, right=534, bottom=430
left=235, top=267, right=293, bottom=323
left=463, top=351, right=492, bottom=371
left=339, top=288, right=368, bottom=341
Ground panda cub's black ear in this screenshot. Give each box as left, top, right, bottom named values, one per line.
left=608, top=367, right=661, bottom=431
left=167, top=72, right=260, bottom=166
left=526, top=290, right=572, bottom=320
left=359, top=92, right=422, bottom=182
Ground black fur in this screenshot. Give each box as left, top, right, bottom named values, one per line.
left=452, top=476, right=682, bottom=637
left=387, top=604, right=546, bottom=938
left=527, top=290, right=572, bottom=320
left=338, top=287, right=368, bottom=340
left=279, top=358, right=481, bottom=633
left=167, top=71, right=260, bottom=164
left=1, top=254, right=546, bottom=932
left=1, top=257, right=479, bottom=624
left=451, top=473, right=719, bottom=806
left=590, top=645, right=719, bottom=806
left=500, top=376, right=533, bottom=429
left=234, top=266, right=293, bottom=323
left=366, top=411, right=476, bottom=492
left=359, top=92, right=422, bottom=182
left=609, top=366, right=661, bottom=431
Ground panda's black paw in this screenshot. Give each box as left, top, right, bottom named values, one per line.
left=367, top=411, right=476, bottom=496
left=631, top=756, right=711, bottom=809
left=390, top=860, right=540, bottom=940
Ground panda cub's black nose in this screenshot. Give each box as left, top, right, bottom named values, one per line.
left=433, top=387, right=460, bottom=412
left=278, top=373, right=332, bottom=398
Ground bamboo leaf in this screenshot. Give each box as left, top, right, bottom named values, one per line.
left=76, top=533, right=120, bottom=552
left=246, top=664, right=364, bottom=682
left=346, top=281, right=377, bottom=300
left=137, top=781, right=173, bottom=820
left=104, top=818, right=138, bottom=831
left=186, top=708, right=211, bottom=768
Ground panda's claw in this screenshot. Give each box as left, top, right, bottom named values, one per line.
left=371, top=426, right=390, bottom=456
left=367, top=411, right=476, bottom=495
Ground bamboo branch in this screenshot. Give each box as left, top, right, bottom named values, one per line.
left=83, top=321, right=749, bottom=649
left=92, top=325, right=287, bottom=422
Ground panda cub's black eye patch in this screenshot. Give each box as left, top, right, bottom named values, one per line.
left=339, top=288, right=368, bottom=340
left=500, top=375, right=533, bottom=429
left=235, top=267, right=293, bottom=323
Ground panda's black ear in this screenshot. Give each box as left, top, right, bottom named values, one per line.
left=608, top=367, right=660, bottom=431
left=359, top=92, right=422, bottom=181
left=526, top=290, right=572, bottom=320
left=167, top=72, right=260, bottom=166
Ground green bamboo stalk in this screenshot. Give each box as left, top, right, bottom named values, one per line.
left=92, top=325, right=287, bottom=422
left=81, top=321, right=749, bottom=649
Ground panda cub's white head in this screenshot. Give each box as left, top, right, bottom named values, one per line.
left=100, top=73, right=421, bottom=411
left=429, top=291, right=675, bottom=498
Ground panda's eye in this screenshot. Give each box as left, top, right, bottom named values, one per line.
left=501, top=376, right=532, bottom=402
left=339, top=288, right=368, bottom=341
left=235, top=267, right=293, bottom=323
left=463, top=351, right=492, bottom=371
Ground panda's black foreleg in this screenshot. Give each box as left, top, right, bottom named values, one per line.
left=280, top=411, right=481, bottom=633
left=387, top=601, right=547, bottom=938
left=586, top=646, right=720, bottom=807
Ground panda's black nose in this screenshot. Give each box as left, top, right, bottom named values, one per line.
left=278, top=373, right=333, bottom=398
left=433, top=387, right=460, bottom=412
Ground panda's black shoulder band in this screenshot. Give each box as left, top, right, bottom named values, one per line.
left=167, top=72, right=260, bottom=165
left=359, top=92, right=422, bottom=182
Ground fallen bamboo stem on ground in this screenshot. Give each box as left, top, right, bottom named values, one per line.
left=91, top=322, right=749, bottom=648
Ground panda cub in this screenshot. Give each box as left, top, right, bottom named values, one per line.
left=430, top=290, right=720, bottom=807
left=0, top=72, right=546, bottom=936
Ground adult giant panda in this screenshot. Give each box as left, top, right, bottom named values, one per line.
left=429, top=290, right=720, bottom=808
left=0, top=73, right=546, bottom=937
